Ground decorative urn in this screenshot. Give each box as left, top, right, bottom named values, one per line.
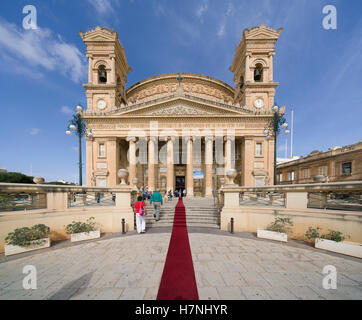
left=117, top=168, right=129, bottom=185
left=226, top=169, right=237, bottom=185
left=33, top=177, right=45, bottom=184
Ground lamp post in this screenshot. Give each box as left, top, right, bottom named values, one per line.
left=66, top=104, right=93, bottom=186
left=264, top=105, right=290, bottom=185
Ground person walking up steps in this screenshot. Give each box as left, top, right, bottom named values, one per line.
left=150, top=188, right=163, bottom=221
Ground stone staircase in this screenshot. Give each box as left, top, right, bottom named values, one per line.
left=142, top=197, right=220, bottom=229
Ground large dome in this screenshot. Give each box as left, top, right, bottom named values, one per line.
left=126, top=73, right=235, bottom=105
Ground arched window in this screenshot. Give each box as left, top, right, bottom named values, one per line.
left=98, top=65, right=107, bottom=83
left=254, top=63, right=263, bottom=82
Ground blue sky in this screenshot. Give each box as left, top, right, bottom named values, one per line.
left=0, top=0, right=361, bottom=183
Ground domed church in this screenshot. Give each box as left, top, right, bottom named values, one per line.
left=79, top=24, right=283, bottom=196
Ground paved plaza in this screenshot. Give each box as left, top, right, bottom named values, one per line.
left=0, top=229, right=361, bottom=300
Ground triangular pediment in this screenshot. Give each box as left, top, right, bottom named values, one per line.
left=110, top=96, right=250, bottom=117
left=79, top=27, right=117, bottom=42
left=245, top=25, right=282, bottom=40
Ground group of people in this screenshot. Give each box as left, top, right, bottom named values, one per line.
left=167, top=189, right=187, bottom=199
left=134, top=188, right=163, bottom=234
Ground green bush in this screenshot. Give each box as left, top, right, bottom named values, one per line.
left=266, top=217, right=293, bottom=234
left=65, top=217, right=97, bottom=234
left=305, top=227, right=346, bottom=242
left=305, top=227, right=322, bottom=240
left=323, top=230, right=345, bottom=242
left=5, top=224, right=50, bottom=247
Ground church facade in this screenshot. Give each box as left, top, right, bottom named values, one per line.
left=79, top=24, right=283, bottom=196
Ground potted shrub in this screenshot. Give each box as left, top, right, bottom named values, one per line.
left=257, top=217, right=293, bottom=242
left=5, top=224, right=51, bottom=256
left=65, top=217, right=100, bottom=243
left=305, top=227, right=361, bottom=258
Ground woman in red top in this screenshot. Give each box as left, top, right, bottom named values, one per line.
left=134, top=196, right=147, bottom=234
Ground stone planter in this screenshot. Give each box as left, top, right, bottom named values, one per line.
left=257, top=229, right=288, bottom=242
left=70, top=230, right=101, bottom=243
left=315, top=238, right=362, bottom=258
left=5, top=238, right=51, bottom=256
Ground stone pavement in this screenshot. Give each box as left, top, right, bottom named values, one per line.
left=0, top=230, right=361, bottom=300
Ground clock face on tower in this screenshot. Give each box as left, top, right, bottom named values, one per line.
left=254, top=98, right=264, bottom=108
left=97, top=99, right=107, bottom=110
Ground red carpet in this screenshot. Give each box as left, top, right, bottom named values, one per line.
left=157, top=198, right=199, bottom=300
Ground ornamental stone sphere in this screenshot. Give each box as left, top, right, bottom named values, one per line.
left=226, top=169, right=237, bottom=185
left=117, top=168, right=129, bottom=185
left=33, top=177, right=45, bottom=184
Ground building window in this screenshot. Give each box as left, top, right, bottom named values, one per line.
left=342, top=162, right=352, bottom=174
left=255, top=143, right=262, bottom=156
left=99, top=143, right=106, bottom=157
left=277, top=173, right=283, bottom=183
left=254, top=63, right=263, bottom=82
left=302, top=168, right=310, bottom=179
left=287, top=171, right=295, bottom=181
left=318, top=165, right=328, bottom=176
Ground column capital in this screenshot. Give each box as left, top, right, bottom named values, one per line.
left=185, top=136, right=194, bottom=143
left=224, top=136, right=235, bottom=142
left=149, top=136, right=158, bottom=143
left=205, top=136, right=214, bottom=143
left=126, top=136, right=137, bottom=143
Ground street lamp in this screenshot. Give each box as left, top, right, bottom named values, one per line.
left=264, top=104, right=289, bottom=185
left=65, top=104, right=92, bottom=186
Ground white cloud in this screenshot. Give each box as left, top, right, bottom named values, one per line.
left=196, top=1, right=209, bottom=23
left=216, top=2, right=234, bottom=38
left=217, top=23, right=226, bottom=38
left=29, top=128, right=40, bottom=136
left=0, top=18, right=87, bottom=83
left=87, top=0, right=121, bottom=16
left=61, top=106, right=74, bottom=114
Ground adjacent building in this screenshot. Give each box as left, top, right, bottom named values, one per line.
left=276, top=141, right=362, bottom=184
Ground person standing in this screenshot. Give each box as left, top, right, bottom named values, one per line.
left=150, top=188, right=163, bottom=221
left=134, top=196, right=147, bottom=234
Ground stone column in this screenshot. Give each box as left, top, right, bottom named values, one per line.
left=205, top=136, right=213, bottom=197
left=186, top=137, right=194, bottom=197
left=107, top=138, right=120, bottom=186
left=148, top=137, right=156, bottom=191
left=110, top=56, right=116, bottom=84
left=86, top=138, right=94, bottom=186
left=166, top=137, right=174, bottom=192
left=269, top=52, right=275, bottom=82
left=224, top=136, right=233, bottom=184
left=127, top=137, right=137, bottom=186
left=87, top=55, right=93, bottom=83
left=242, top=137, right=254, bottom=186
left=245, top=52, right=251, bottom=82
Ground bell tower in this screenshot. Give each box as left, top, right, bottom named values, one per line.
left=79, top=26, right=131, bottom=112
left=229, top=24, right=282, bottom=110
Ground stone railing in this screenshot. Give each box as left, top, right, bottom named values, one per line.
left=221, top=181, right=362, bottom=211
left=0, top=183, right=140, bottom=252
left=0, top=183, right=139, bottom=212
left=220, top=181, right=362, bottom=242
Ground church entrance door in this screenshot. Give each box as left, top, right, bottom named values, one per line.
left=175, top=176, right=185, bottom=194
